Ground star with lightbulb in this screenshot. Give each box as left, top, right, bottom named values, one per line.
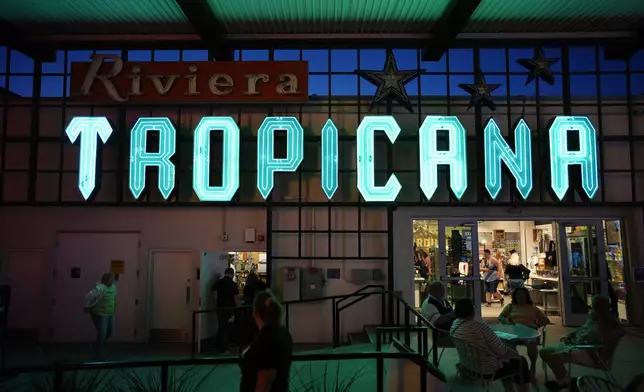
left=357, top=51, right=424, bottom=113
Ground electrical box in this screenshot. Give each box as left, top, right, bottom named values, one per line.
left=280, top=267, right=301, bottom=302
left=300, top=268, right=325, bottom=300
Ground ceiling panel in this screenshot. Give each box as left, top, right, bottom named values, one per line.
left=467, top=0, right=644, bottom=32
left=0, top=0, right=192, bottom=34
left=206, top=0, right=450, bottom=33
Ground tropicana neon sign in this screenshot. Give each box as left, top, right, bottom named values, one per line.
left=65, top=115, right=599, bottom=202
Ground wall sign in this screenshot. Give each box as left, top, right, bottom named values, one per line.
left=70, top=54, right=308, bottom=103
left=65, top=115, right=599, bottom=202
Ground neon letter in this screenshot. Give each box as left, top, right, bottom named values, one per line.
left=321, top=119, right=339, bottom=199
left=65, top=117, right=113, bottom=200
left=193, top=117, right=240, bottom=201
left=129, top=117, right=177, bottom=200
left=484, top=119, right=533, bottom=199
left=256, top=117, right=304, bottom=199
left=419, top=116, right=467, bottom=200
left=549, top=116, right=599, bottom=200
left=356, top=116, right=401, bottom=202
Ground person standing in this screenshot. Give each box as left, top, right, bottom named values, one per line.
left=84, top=273, right=117, bottom=360
left=212, top=267, right=239, bottom=353
left=481, top=250, right=504, bottom=306
left=504, top=250, right=531, bottom=295
left=239, top=291, right=293, bottom=392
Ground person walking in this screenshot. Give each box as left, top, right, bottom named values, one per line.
left=83, top=273, right=117, bottom=360
left=212, top=267, right=239, bottom=354
left=239, top=291, right=292, bottom=392
left=481, top=250, right=504, bottom=306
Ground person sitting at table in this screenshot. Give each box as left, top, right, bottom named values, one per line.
left=421, top=280, right=455, bottom=330
left=540, top=295, right=624, bottom=392
left=451, top=298, right=531, bottom=392
left=498, top=287, right=549, bottom=379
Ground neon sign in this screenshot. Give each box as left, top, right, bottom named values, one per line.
left=65, top=115, right=599, bottom=202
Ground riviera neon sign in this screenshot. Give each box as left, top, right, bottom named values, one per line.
left=65, top=115, right=599, bottom=202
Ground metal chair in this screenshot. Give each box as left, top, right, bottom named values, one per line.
left=565, top=330, right=623, bottom=385
left=450, top=336, right=519, bottom=392
left=427, top=321, right=453, bottom=367
left=576, top=376, right=623, bottom=392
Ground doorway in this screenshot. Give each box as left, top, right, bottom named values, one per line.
left=149, top=250, right=196, bottom=343
left=412, top=218, right=629, bottom=327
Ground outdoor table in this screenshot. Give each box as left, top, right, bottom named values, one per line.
left=490, top=323, right=541, bottom=344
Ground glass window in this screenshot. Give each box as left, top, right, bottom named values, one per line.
left=479, top=49, right=506, bottom=72
left=449, top=74, right=474, bottom=96
left=274, top=50, right=300, bottom=61
left=308, top=75, right=329, bottom=96
left=509, top=75, right=535, bottom=97
left=448, top=49, right=473, bottom=72
left=331, top=75, right=357, bottom=95
left=421, top=75, right=447, bottom=96
left=598, top=46, right=627, bottom=72
left=629, top=48, right=644, bottom=71
left=9, top=76, right=33, bottom=97
left=630, top=73, right=644, bottom=96
left=0, top=46, right=6, bottom=73
left=570, top=75, right=597, bottom=97
left=128, top=50, right=152, bottom=61
left=10, top=50, right=34, bottom=73
left=182, top=50, right=208, bottom=61
left=393, top=49, right=418, bottom=70
left=154, top=50, right=180, bottom=61
left=302, top=50, right=328, bottom=72
left=538, top=76, right=563, bottom=96
left=600, top=74, right=627, bottom=97
left=241, top=50, right=269, bottom=61
left=41, top=76, right=64, bottom=97
left=421, top=51, right=446, bottom=72
left=360, top=49, right=385, bottom=69
left=67, top=50, right=93, bottom=70
left=569, top=46, right=596, bottom=72
left=331, top=50, right=357, bottom=72
left=42, top=51, right=65, bottom=74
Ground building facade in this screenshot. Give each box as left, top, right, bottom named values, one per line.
left=1, top=44, right=644, bottom=344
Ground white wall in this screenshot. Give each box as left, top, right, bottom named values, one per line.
left=393, top=206, right=644, bottom=327
left=0, top=207, right=266, bottom=342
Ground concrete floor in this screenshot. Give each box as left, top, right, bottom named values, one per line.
left=1, top=325, right=643, bottom=391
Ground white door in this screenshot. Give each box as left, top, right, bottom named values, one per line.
left=150, top=250, right=195, bottom=342
left=558, top=221, right=608, bottom=326
left=198, top=251, right=229, bottom=351
left=437, top=220, right=482, bottom=320
left=53, top=232, right=140, bottom=342
left=6, top=250, right=47, bottom=339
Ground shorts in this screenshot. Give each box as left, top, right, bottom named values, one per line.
left=484, top=280, right=500, bottom=293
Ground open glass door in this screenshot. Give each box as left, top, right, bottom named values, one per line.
left=558, top=221, right=608, bottom=326
left=438, top=221, right=482, bottom=320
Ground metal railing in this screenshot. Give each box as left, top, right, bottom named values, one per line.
left=191, top=285, right=386, bottom=357
left=0, top=350, right=431, bottom=392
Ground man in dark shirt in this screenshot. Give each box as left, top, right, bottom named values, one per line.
left=212, top=267, right=239, bottom=353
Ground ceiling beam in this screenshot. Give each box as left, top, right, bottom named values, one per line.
left=175, top=0, right=233, bottom=61
left=603, top=27, right=644, bottom=61
left=0, top=21, right=56, bottom=62
left=422, top=0, right=482, bottom=61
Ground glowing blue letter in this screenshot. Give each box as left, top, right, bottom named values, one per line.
left=356, top=116, right=401, bottom=202
left=321, top=119, right=339, bottom=199
left=129, top=117, right=176, bottom=200
left=257, top=117, right=304, bottom=199
left=484, top=119, right=533, bottom=200
left=193, top=117, right=240, bottom=201
left=65, top=117, right=113, bottom=200
left=549, top=116, right=599, bottom=200
left=419, top=116, right=467, bottom=200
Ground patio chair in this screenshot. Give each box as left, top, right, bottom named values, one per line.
left=449, top=336, right=520, bottom=392
left=566, top=332, right=623, bottom=384
left=576, top=376, right=623, bottom=392
left=427, top=321, right=454, bottom=367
